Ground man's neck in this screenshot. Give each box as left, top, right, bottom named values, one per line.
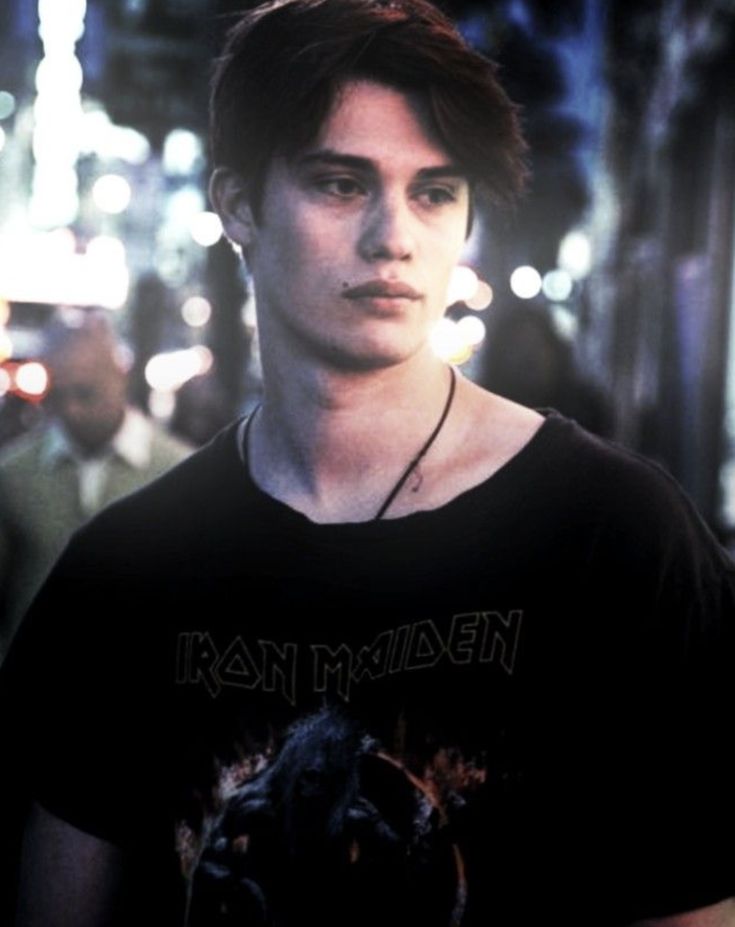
left=249, top=347, right=456, bottom=523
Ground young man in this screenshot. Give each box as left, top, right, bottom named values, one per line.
left=3, top=1, right=734, bottom=925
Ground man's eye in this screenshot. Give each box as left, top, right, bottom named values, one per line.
left=319, top=177, right=364, bottom=198
left=417, top=186, right=457, bottom=206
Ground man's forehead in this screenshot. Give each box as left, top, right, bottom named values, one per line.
left=293, top=78, right=463, bottom=176
left=49, top=339, right=119, bottom=376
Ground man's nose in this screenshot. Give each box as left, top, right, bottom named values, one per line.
left=58, top=398, right=85, bottom=423
left=358, top=193, right=415, bottom=262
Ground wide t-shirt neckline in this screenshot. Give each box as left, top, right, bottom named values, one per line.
left=230, top=407, right=569, bottom=538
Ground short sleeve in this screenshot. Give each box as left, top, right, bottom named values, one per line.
left=0, top=521, right=164, bottom=850
left=582, top=450, right=735, bottom=920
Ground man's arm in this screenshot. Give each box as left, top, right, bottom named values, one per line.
left=633, top=900, right=735, bottom=926
left=16, top=802, right=125, bottom=927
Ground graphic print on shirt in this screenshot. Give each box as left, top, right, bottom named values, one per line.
left=181, top=707, right=485, bottom=927
left=174, top=609, right=525, bottom=927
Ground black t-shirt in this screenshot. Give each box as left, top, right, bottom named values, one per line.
left=2, top=411, right=734, bottom=926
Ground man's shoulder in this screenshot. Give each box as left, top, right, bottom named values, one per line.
left=147, top=420, right=195, bottom=469
left=566, top=416, right=701, bottom=518
left=77, top=418, right=244, bottom=547
left=0, top=428, right=47, bottom=475
left=465, top=388, right=676, bottom=517
left=539, top=411, right=733, bottom=574
left=539, top=408, right=687, bottom=503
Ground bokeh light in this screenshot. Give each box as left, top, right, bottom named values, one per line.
left=0, top=367, right=11, bottom=397
left=149, top=389, right=176, bottom=421
left=446, top=265, right=479, bottom=305
left=465, top=280, right=493, bottom=310
left=47, top=227, right=77, bottom=255
left=167, top=186, right=204, bottom=224
left=181, top=296, right=212, bottom=328
left=93, top=174, right=132, bottom=214
left=0, top=127, right=5, bottom=154
left=15, top=362, right=49, bottom=397
left=457, top=314, right=487, bottom=346
left=430, top=317, right=473, bottom=365
left=542, top=269, right=574, bottom=302
left=87, top=234, right=126, bottom=264
left=163, top=129, right=204, bottom=175
left=31, top=167, right=80, bottom=227
left=31, top=0, right=86, bottom=227
left=0, top=229, right=128, bottom=309
left=0, top=330, right=13, bottom=363
left=85, top=236, right=129, bottom=309
left=510, top=266, right=542, bottom=300
left=38, top=0, right=87, bottom=47
left=189, top=211, right=223, bottom=247
left=0, top=91, right=16, bottom=120
left=145, top=346, right=213, bottom=392
left=551, top=305, right=579, bottom=340
left=558, top=230, right=592, bottom=280
left=35, top=56, right=84, bottom=98
left=80, top=109, right=150, bottom=165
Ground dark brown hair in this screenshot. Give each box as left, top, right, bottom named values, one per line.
left=210, top=0, right=527, bottom=217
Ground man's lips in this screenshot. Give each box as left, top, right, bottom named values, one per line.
left=342, top=279, right=421, bottom=300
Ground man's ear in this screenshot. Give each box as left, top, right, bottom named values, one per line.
left=209, top=167, right=256, bottom=252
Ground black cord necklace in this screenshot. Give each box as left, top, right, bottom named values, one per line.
left=373, top=365, right=456, bottom=520
left=241, top=365, right=457, bottom=521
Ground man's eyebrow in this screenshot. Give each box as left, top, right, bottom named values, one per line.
left=415, top=165, right=467, bottom=181
left=296, top=149, right=467, bottom=180
left=297, top=150, right=373, bottom=172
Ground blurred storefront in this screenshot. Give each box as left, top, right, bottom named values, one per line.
left=583, top=0, right=735, bottom=535
left=0, top=0, right=251, bottom=447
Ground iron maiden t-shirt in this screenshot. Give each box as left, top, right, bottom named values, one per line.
left=3, top=412, right=734, bottom=925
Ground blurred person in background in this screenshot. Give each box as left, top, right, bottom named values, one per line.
left=0, top=312, right=192, bottom=659
left=484, top=303, right=615, bottom=438
left=1, top=2, right=734, bottom=926
left=169, top=367, right=235, bottom=447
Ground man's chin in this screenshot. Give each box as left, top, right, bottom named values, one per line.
left=309, top=331, right=428, bottom=374
left=64, top=429, right=116, bottom=458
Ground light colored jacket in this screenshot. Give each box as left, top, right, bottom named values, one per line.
left=0, top=409, right=192, bottom=658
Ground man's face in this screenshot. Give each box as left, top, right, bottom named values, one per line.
left=46, top=339, right=128, bottom=454
left=243, top=79, right=470, bottom=371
